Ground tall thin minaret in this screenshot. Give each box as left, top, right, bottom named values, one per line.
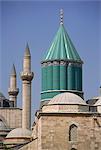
left=8, top=64, right=19, bottom=107
left=21, top=43, right=34, bottom=129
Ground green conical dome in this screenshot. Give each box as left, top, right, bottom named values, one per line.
left=43, top=24, right=82, bottom=62
left=41, top=11, right=83, bottom=105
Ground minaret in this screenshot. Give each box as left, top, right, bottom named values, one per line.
left=8, top=64, right=19, bottom=107
left=21, top=43, right=34, bottom=129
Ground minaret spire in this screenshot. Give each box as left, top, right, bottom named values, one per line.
left=25, top=42, right=31, bottom=57
left=11, top=64, right=16, bottom=75
left=60, top=9, right=63, bottom=25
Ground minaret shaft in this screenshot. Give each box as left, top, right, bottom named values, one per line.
left=22, top=80, right=31, bottom=129
left=10, top=75, right=16, bottom=89
left=23, top=57, right=31, bottom=72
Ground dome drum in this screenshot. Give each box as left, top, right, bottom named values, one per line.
left=41, top=60, right=83, bottom=102
left=42, top=104, right=89, bottom=113
left=4, top=138, right=31, bottom=148
left=41, top=90, right=84, bottom=102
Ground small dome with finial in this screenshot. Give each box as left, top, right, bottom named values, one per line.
left=24, top=43, right=31, bottom=57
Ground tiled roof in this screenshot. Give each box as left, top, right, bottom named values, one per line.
left=43, top=24, right=82, bottom=62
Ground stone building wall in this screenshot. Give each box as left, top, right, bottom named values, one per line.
left=97, top=106, right=101, bottom=113
left=18, top=139, right=38, bottom=150
left=36, top=113, right=101, bottom=150
left=18, top=112, right=101, bottom=150
left=0, top=108, right=22, bottom=128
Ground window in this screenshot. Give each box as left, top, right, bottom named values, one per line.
left=69, top=124, right=77, bottom=141
left=71, top=148, right=77, bottom=150
left=89, top=106, right=97, bottom=112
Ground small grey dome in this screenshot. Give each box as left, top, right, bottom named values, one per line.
left=49, top=92, right=87, bottom=105
left=6, top=128, right=32, bottom=138
left=4, top=128, right=32, bottom=147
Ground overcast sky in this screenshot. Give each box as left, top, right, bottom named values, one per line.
left=0, top=1, right=101, bottom=121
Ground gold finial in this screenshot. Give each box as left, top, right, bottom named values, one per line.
left=60, top=9, right=63, bottom=25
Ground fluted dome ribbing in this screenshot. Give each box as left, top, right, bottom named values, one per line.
left=43, top=25, right=82, bottom=62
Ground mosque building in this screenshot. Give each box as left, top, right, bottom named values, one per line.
left=0, top=10, right=101, bottom=150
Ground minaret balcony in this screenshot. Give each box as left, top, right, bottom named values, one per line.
left=8, top=88, right=19, bottom=96
left=20, top=72, right=34, bottom=81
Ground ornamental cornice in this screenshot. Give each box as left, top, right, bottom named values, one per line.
left=20, top=72, right=34, bottom=81
left=68, top=63, right=82, bottom=67
left=60, top=60, right=67, bottom=66
left=41, top=59, right=83, bottom=65
left=47, top=61, right=53, bottom=66
left=53, top=61, right=60, bottom=66
left=8, top=88, right=19, bottom=96
left=41, top=59, right=83, bottom=67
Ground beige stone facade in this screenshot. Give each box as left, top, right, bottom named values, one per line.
left=17, top=93, right=101, bottom=150
left=0, top=108, right=22, bottom=129
left=19, top=139, right=38, bottom=150
left=19, top=111, right=101, bottom=150
left=38, top=113, right=101, bottom=150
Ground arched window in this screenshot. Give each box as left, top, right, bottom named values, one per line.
left=69, top=124, right=77, bottom=141
left=71, top=148, right=77, bottom=150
